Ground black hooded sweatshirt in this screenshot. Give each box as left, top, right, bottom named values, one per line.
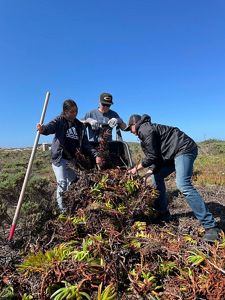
left=41, top=114, right=98, bottom=166
left=136, top=115, right=197, bottom=173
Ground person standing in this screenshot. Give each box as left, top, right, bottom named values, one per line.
left=83, top=92, right=126, bottom=142
left=37, top=99, right=101, bottom=213
left=125, top=114, right=219, bottom=242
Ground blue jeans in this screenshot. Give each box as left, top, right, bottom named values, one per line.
left=151, top=148, right=216, bottom=229
left=52, top=159, right=77, bottom=212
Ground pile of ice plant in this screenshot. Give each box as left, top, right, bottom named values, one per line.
left=1, top=170, right=225, bottom=299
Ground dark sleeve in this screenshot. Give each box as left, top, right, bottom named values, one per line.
left=140, top=130, right=161, bottom=172
left=41, top=117, right=59, bottom=135
left=81, top=129, right=98, bottom=158
left=112, top=111, right=120, bottom=118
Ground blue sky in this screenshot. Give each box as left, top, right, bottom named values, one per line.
left=0, top=0, right=225, bottom=147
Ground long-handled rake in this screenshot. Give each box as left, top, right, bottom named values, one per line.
left=9, top=91, right=50, bottom=241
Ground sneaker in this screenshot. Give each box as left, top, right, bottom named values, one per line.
left=132, top=209, right=149, bottom=222
left=203, top=227, right=220, bottom=242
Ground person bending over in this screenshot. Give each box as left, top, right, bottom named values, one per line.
left=125, top=114, right=219, bottom=242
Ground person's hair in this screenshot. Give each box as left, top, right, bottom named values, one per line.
left=63, top=99, right=77, bottom=112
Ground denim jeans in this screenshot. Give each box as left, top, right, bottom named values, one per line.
left=151, top=148, right=216, bottom=229
left=52, top=158, right=77, bottom=212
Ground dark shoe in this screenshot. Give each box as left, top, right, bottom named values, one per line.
left=203, top=227, right=220, bottom=242
left=132, top=209, right=149, bottom=222
left=148, top=210, right=171, bottom=224
left=158, top=211, right=171, bottom=222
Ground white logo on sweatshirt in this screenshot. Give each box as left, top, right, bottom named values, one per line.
left=66, top=127, right=78, bottom=139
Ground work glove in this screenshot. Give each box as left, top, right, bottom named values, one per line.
left=108, top=118, right=122, bottom=128
left=86, top=118, right=99, bottom=130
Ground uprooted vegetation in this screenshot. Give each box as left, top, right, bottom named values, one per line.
left=0, top=140, right=225, bottom=299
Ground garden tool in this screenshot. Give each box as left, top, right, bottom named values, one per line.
left=9, top=92, right=50, bottom=241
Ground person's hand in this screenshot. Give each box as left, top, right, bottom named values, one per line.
left=143, top=169, right=153, bottom=180
left=127, top=166, right=138, bottom=175
left=128, top=163, right=145, bottom=175
left=86, top=118, right=99, bottom=130
left=108, top=118, right=119, bottom=128
left=146, top=169, right=153, bottom=176
left=37, top=123, right=43, bottom=133
left=95, top=156, right=104, bottom=170
left=95, top=156, right=102, bottom=165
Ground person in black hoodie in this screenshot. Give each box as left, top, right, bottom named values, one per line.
left=37, top=99, right=102, bottom=213
left=125, top=114, right=219, bottom=242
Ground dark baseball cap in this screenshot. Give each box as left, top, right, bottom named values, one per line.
left=124, top=114, right=142, bottom=131
left=100, top=92, right=113, bottom=105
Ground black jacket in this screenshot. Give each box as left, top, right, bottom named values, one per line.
left=41, top=114, right=98, bottom=166
left=136, top=115, right=197, bottom=173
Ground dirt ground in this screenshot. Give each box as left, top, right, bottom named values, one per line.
left=167, top=183, right=225, bottom=233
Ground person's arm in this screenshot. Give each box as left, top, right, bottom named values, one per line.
left=128, top=163, right=154, bottom=175
left=140, top=130, right=161, bottom=172
left=36, top=117, right=59, bottom=135
left=108, top=112, right=126, bottom=129
left=118, top=120, right=127, bottom=130
left=82, top=112, right=100, bottom=130
left=81, top=129, right=102, bottom=165
left=127, top=162, right=145, bottom=174
left=128, top=130, right=160, bottom=174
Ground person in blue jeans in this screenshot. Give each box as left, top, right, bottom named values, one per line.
left=37, top=99, right=102, bottom=213
left=125, top=114, right=219, bottom=242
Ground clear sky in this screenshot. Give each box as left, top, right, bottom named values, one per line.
left=0, top=0, right=225, bottom=147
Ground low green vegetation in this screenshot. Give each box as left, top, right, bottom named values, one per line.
left=194, top=140, right=225, bottom=186
left=0, top=140, right=224, bottom=299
